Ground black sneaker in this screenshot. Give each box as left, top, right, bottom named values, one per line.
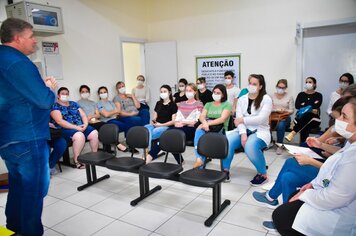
left=224, top=171, right=231, bottom=183
left=250, top=174, right=268, bottom=186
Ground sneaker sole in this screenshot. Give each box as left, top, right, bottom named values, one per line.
left=262, top=225, right=278, bottom=232
left=252, top=196, right=279, bottom=209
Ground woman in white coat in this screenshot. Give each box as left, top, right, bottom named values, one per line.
left=271, top=98, right=356, bottom=236
left=223, top=74, right=272, bottom=185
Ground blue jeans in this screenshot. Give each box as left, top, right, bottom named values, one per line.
left=268, top=158, right=319, bottom=203
left=49, top=137, right=67, bottom=169
left=275, top=116, right=291, bottom=143
left=117, top=116, right=142, bottom=136
left=193, top=128, right=207, bottom=162
left=138, top=109, right=150, bottom=125
left=145, top=124, right=169, bottom=151
left=0, top=139, right=50, bottom=236
left=107, top=119, right=128, bottom=136
left=222, top=131, right=267, bottom=174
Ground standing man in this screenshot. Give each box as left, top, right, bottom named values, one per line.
left=0, top=18, right=57, bottom=235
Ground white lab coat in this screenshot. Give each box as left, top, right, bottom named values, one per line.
left=293, top=142, right=356, bottom=236
left=234, top=94, right=272, bottom=145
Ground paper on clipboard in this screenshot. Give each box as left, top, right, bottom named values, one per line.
left=276, top=143, right=324, bottom=160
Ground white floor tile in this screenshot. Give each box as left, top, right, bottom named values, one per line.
left=120, top=201, right=177, bottom=231
left=0, top=207, right=6, bottom=226
left=146, top=187, right=199, bottom=210
left=0, top=192, right=8, bottom=208
left=64, top=186, right=113, bottom=208
left=208, top=222, right=266, bottom=236
left=89, top=193, right=135, bottom=219
left=202, top=182, right=250, bottom=202
left=93, top=174, right=137, bottom=193
left=47, top=180, right=81, bottom=199
left=44, top=228, right=64, bottom=236
left=169, top=182, right=207, bottom=194
left=155, top=211, right=216, bottom=236
left=52, top=210, right=114, bottom=236
left=42, top=200, right=84, bottom=228
left=43, top=195, right=60, bottom=207
left=221, top=203, right=273, bottom=233
left=93, top=220, right=151, bottom=236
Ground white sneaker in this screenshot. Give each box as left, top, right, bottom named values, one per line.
left=50, top=168, right=58, bottom=176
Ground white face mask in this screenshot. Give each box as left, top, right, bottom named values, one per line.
left=160, top=92, right=169, bottom=100
left=335, top=119, right=355, bottom=139
left=178, top=86, right=185, bottom=92
left=99, top=93, right=108, bottom=99
left=339, top=82, right=348, bottom=90
left=118, top=87, right=126, bottom=94
left=276, top=88, right=285, bottom=94
left=185, top=92, right=195, bottom=99
left=224, top=79, right=232, bottom=85
left=81, top=92, right=90, bottom=99
left=59, top=95, right=68, bottom=102
left=137, top=80, right=144, bottom=86
left=304, top=83, right=314, bottom=90
left=197, top=84, right=205, bottom=90
left=248, top=85, right=258, bottom=94
left=212, top=93, right=221, bottom=102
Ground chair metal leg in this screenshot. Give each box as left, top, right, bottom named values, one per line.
left=130, top=175, right=161, bottom=206
left=204, top=184, right=231, bottom=227
left=77, top=164, right=110, bottom=191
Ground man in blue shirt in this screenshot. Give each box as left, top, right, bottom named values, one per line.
left=0, top=18, right=57, bottom=235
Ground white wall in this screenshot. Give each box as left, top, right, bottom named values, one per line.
left=147, top=0, right=356, bottom=99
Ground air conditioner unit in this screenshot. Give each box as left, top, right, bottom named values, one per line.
left=6, top=1, right=64, bottom=36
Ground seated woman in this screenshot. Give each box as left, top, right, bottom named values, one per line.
left=173, top=78, right=188, bottom=103
left=132, top=75, right=150, bottom=112
left=252, top=97, right=351, bottom=223
left=270, top=79, right=294, bottom=155
left=285, top=77, right=323, bottom=143
left=223, top=74, right=272, bottom=185
left=326, top=73, right=354, bottom=125
left=114, top=81, right=150, bottom=126
left=193, top=84, right=231, bottom=168
left=77, top=84, right=105, bottom=131
left=270, top=98, right=356, bottom=236
left=145, top=85, right=178, bottom=163
left=96, top=86, right=130, bottom=152
left=51, top=87, right=99, bottom=169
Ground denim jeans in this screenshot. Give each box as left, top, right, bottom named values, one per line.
left=275, top=116, right=291, bottom=143
left=138, top=108, right=150, bottom=125
left=145, top=124, right=169, bottom=150
left=0, top=139, right=50, bottom=236
left=268, top=158, right=319, bottom=203
left=117, top=116, right=142, bottom=136
left=107, top=119, right=128, bottom=136
left=49, top=137, right=67, bottom=169
left=222, top=130, right=267, bottom=174
left=193, top=128, right=208, bottom=162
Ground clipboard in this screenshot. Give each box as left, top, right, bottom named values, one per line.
left=276, top=143, right=324, bottom=160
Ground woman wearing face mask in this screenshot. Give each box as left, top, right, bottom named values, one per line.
left=51, top=87, right=99, bottom=169
left=77, top=85, right=105, bottom=130
left=196, top=77, right=213, bottom=105
left=132, top=75, right=150, bottom=112
left=193, top=84, right=232, bottom=168
left=222, top=74, right=272, bottom=184
left=145, top=85, right=178, bottom=163
left=326, top=73, right=354, bottom=126
left=270, top=98, right=356, bottom=236
left=252, top=97, right=352, bottom=232
left=285, top=77, right=323, bottom=143
left=113, top=81, right=150, bottom=127
left=96, top=86, right=131, bottom=152
left=271, top=79, right=294, bottom=154
left=173, top=78, right=188, bottom=103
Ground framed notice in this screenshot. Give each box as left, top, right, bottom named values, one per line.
left=196, top=54, right=241, bottom=90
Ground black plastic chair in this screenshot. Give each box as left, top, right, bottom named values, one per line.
left=130, top=129, right=186, bottom=206
left=77, top=124, right=118, bottom=191
left=179, top=132, right=231, bottom=227
left=105, top=126, right=148, bottom=172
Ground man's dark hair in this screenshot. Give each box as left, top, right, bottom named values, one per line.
left=0, top=18, right=33, bottom=44
left=197, top=77, right=206, bottom=83
left=224, top=70, right=235, bottom=78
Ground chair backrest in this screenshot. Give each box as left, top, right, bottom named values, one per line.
left=98, top=124, right=119, bottom=145
left=197, top=133, right=228, bottom=159
left=126, top=126, right=149, bottom=148
left=159, top=129, right=186, bottom=154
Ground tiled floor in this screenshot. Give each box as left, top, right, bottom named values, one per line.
left=0, top=145, right=289, bottom=236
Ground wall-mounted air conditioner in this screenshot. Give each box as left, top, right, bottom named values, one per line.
left=6, top=1, right=64, bottom=35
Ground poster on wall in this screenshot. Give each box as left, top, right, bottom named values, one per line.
left=196, top=54, right=241, bottom=90
left=42, top=41, right=63, bottom=80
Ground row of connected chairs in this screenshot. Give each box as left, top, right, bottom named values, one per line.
left=77, top=124, right=230, bottom=226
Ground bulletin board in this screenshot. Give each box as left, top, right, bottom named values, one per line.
left=196, top=54, right=241, bottom=90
